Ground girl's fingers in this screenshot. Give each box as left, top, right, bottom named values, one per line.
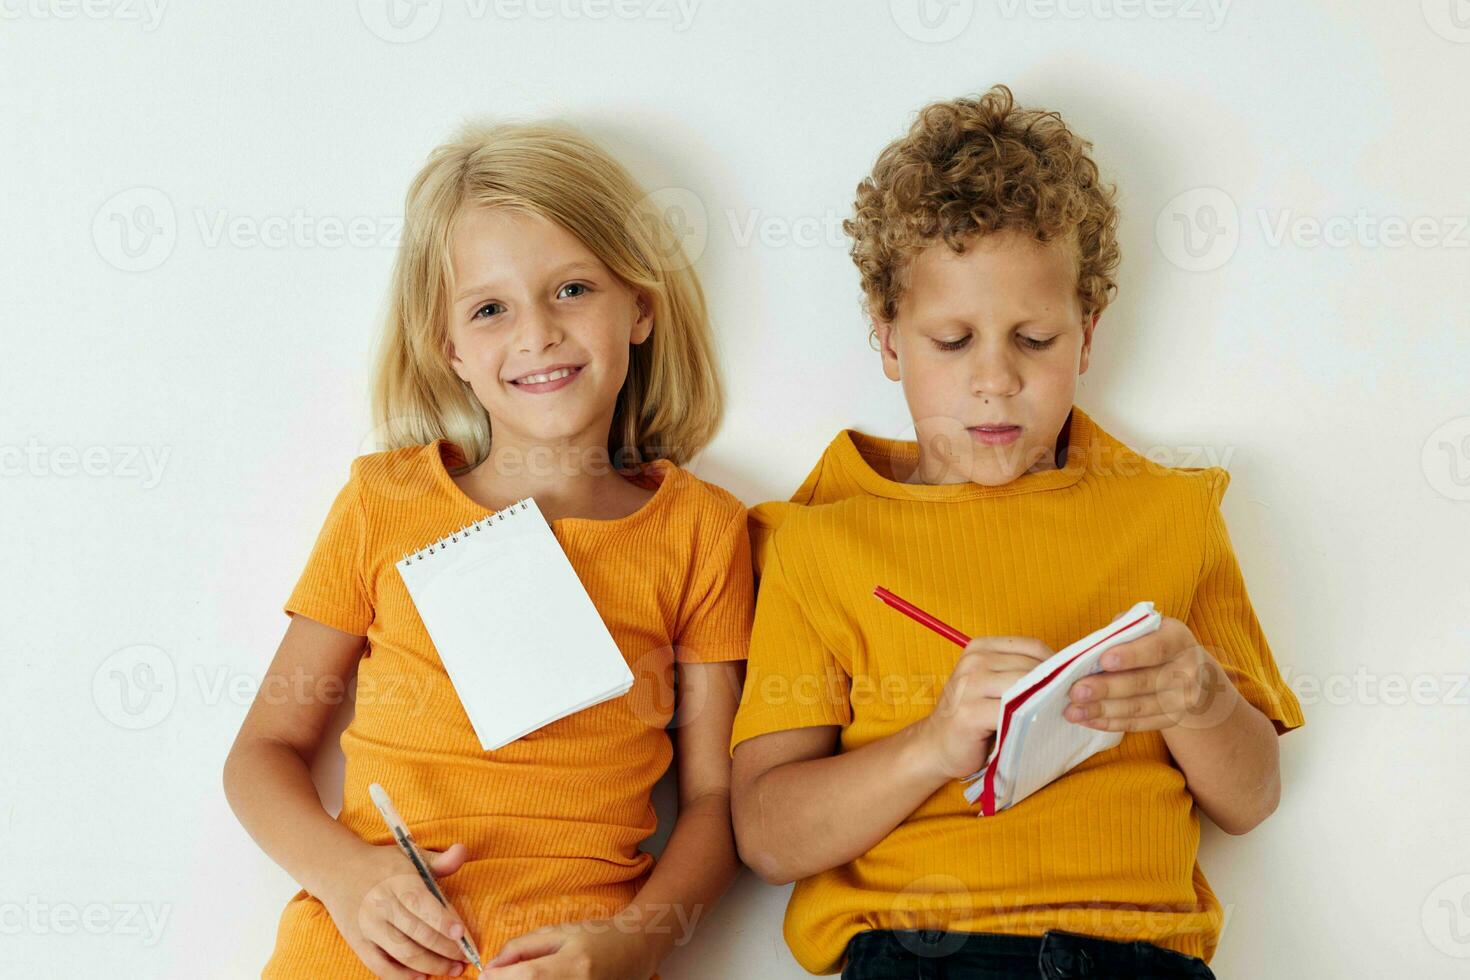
left=373, top=918, right=464, bottom=977
left=391, top=880, right=469, bottom=952
left=359, top=940, right=429, bottom=980
left=385, top=889, right=467, bottom=962
left=485, top=928, right=565, bottom=969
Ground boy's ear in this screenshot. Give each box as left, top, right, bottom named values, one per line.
left=873, top=318, right=902, bottom=382
left=1078, top=311, right=1098, bottom=375
left=630, top=290, right=654, bottom=346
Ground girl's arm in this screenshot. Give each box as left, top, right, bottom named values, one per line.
left=482, top=660, right=748, bottom=979
left=224, top=615, right=473, bottom=979
left=222, top=615, right=373, bottom=898
left=623, top=659, right=746, bottom=964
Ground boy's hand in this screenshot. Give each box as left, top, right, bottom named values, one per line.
left=1064, top=616, right=1240, bottom=732
left=916, top=636, right=1053, bottom=780
left=319, top=840, right=473, bottom=980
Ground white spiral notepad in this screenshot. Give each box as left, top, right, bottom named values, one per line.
left=396, top=498, right=634, bottom=751
left=962, top=601, right=1164, bottom=816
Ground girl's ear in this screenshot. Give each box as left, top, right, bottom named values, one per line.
left=873, top=317, right=901, bottom=382
left=443, top=335, right=469, bottom=384
left=630, top=290, right=654, bottom=346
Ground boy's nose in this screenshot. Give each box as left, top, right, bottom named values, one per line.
left=969, top=357, right=1022, bottom=397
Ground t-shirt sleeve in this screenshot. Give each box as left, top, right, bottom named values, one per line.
left=672, top=503, right=756, bottom=664
left=1187, top=470, right=1304, bottom=735
left=283, top=459, right=374, bottom=637
left=729, top=533, right=852, bottom=756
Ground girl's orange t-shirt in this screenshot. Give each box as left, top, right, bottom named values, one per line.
left=262, top=440, right=754, bottom=978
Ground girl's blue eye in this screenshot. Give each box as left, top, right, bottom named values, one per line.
left=558, top=282, right=589, bottom=299
left=472, top=302, right=504, bottom=321
left=934, top=336, right=969, bottom=351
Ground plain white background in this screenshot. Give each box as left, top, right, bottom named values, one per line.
left=3, top=1, right=1468, bottom=976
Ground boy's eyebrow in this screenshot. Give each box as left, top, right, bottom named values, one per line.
left=453, top=261, right=601, bottom=302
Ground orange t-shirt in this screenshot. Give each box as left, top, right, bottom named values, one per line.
left=262, top=439, right=753, bottom=978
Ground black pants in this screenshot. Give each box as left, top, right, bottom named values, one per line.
left=840, top=928, right=1216, bottom=979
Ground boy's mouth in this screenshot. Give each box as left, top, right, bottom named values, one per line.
left=968, top=423, right=1022, bottom=446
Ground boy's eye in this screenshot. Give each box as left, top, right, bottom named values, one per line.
left=557, top=282, right=589, bottom=299
left=472, top=302, right=504, bottom=321
left=1019, top=335, right=1058, bottom=351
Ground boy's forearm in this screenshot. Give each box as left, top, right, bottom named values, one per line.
left=1161, top=689, right=1282, bottom=834
left=223, top=737, right=366, bottom=900
left=740, top=720, right=949, bottom=884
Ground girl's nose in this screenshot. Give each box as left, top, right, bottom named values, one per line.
left=516, top=307, right=565, bottom=354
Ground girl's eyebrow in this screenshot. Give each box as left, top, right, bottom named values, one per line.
left=453, top=261, right=601, bottom=303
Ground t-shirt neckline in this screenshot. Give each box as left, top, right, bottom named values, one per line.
left=832, top=407, right=1094, bottom=502
left=424, top=438, right=680, bottom=532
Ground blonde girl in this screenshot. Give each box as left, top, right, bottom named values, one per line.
left=224, top=122, right=753, bottom=980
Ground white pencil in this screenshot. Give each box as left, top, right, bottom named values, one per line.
left=368, top=782, right=484, bottom=971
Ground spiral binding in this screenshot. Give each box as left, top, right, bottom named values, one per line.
left=399, top=498, right=532, bottom=566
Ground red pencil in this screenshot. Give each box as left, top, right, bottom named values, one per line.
left=872, top=586, right=972, bottom=647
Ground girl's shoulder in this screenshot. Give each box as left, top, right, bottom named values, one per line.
left=647, top=459, right=747, bottom=533
left=336, top=441, right=451, bottom=516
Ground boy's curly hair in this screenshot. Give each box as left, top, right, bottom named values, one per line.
left=844, top=84, right=1120, bottom=327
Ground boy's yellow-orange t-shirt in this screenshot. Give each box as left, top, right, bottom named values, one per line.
left=729, top=405, right=1304, bottom=975
left=263, top=439, right=754, bottom=978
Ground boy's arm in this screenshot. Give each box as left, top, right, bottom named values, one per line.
left=731, top=721, right=945, bottom=886
left=1063, top=618, right=1283, bottom=835
left=732, top=636, right=1051, bottom=885
left=1161, top=679, right=1282, bottom=834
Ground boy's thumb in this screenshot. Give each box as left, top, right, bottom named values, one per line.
left=423, top=841, right=469, bottom=878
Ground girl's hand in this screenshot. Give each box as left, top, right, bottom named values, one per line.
left=916, top=636, right=1054, bottom=780
left=1065, top=616, right=1240, bottom=732
left=319, top=840, right=474, bottom=980
left=482, top=917, right=657, bottom=980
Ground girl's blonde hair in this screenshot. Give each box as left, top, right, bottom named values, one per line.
left=370, top=121, right=723, bottom=472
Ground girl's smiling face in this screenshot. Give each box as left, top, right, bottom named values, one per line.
left=444, top=207, right=652, bottom=455
left=874, top=229, right=1096, bottom=487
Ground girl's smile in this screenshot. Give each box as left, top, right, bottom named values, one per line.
left=507, top=362, right=586, bottom=393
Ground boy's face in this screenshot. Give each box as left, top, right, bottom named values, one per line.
left=874, top=229, right=1095, bottom=487
left=444, top=207, right=652, bottom=454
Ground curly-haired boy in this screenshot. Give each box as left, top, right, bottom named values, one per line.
left=729, top=85, right=1302, bottom=979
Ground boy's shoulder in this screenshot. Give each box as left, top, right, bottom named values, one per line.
left=747, top=415, right=1237, bottom=577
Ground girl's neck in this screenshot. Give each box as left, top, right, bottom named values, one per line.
left=456, top=433, right=655, bottom=523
